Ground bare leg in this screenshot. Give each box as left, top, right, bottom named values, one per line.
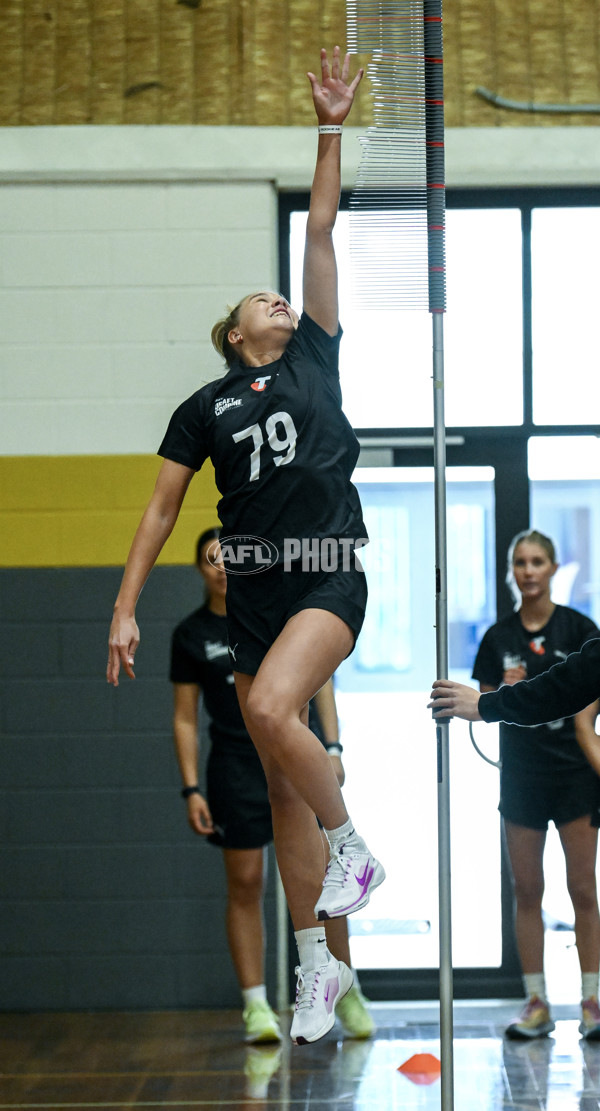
left=558, top=816, right=600, bottom=975
left=223, top=847, right=267, bottom=990
left=504, top=819, right=547, bottom=974
left=325, top=916, right=352, bottom=967
left=235, top=609, right=354, bottom=829
left=234, top=610, right=356, bottom=931
left=320, top=831, right=352, bottom=965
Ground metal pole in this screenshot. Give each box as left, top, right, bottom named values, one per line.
left=276, top=865, right=289, bottom=1014
left=432, top=310, right=454, bottom=1111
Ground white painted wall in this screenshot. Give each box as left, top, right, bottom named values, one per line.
left=0, top=125, right=598, bottom=456
left=0, top=177, right=277, bottom=455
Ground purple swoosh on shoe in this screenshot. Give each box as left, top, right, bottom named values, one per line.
left=355, top=862, right=372, bottom=886
left=337, top=862, right=375, bottom=914
left=324, top=977, right=339, bottom=1013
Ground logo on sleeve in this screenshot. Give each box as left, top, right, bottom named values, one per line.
left=251, top=376, right=271, bottom=392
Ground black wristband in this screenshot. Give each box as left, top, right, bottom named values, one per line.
left=181, top=785, right=200, bottom=799
left=324, top=742, right=343, bottom=756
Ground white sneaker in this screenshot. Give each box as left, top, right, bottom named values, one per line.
left=290, top=958, right=353, bottom=1045
left=314, top=842, right=386, bottom=920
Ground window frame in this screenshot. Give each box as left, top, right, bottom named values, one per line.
left=280, top=185, right=600, bottom=443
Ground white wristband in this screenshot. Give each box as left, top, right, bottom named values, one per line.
left=318, top=124, right=343, bottom=134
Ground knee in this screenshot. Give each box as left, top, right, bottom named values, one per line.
left=227, top=864, right=265, bottom=907
left=568, top=876, right=598, bottom=914
left=245, top=687, right=288, bottom=746
left=513, top=877, right=544, bottom=910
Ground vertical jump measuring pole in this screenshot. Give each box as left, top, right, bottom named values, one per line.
left=426, top=5, right=454, bottom=1107
left=347, top=1, right=453, bottom=1106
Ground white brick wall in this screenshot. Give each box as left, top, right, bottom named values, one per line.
left=1, top=124, right=598, bottom=456
left=0, top=178, right=277, bottom=455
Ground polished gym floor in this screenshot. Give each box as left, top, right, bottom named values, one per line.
left=2, top=999, right=599, bottom=1110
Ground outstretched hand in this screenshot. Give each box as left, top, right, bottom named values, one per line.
left=428, top=679, right=483, bottom=721
left=307, top=46, right=363, bottom=126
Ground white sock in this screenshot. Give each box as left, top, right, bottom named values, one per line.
left=582, top=973, right=599, bottom=1001
left=242, top=984, right=267, bottom=1007
left=295, top=927, right=330, bottom=970
left=324, top=817, right=365, bottom=853
left=523, top=973, right=547, bottom=1002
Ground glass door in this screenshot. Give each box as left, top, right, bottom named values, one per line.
left=335, top=465, right=506, bottom=991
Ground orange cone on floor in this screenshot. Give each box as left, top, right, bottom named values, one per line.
left=398, top=1052, right=441, bottom=1086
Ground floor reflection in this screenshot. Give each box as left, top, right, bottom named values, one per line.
left=2, top=1001, right=600, bottom=1109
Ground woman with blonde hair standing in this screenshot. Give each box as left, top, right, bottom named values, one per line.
left=471, top=530, right=600, bottom=1040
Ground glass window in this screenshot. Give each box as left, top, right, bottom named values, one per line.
left=531, top=208, right=600, bottom=426
left=290, top=208, right=523, bottom=428
left=529, top=436, right=600, bottom=625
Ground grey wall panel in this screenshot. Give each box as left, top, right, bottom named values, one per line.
left=0, top=567, right=279, bottom=1012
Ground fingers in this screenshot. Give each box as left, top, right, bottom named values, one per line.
left=320, top=47, right=330, bottom=81
left=427, top=680, right=455, bottom=715
left=430, top=705, right=453, bottom=718
left=107, top=629, right=138, bottom=685
left=188, top=797, right=214, bottom=836
left=120, top=647, right=136, bottom=681
left=348, top=66, right=364, bottom=93
left=106, top=647, right=120, bottom=687
left=316, top=46, right=357, bottom=86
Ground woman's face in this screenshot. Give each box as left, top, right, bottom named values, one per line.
left=232, top=291, right=299, bottom=348
left=198, top=540, right=227, bottom=602
left=512, top=540, right=557, bottom=602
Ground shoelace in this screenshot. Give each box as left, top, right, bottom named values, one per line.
left=322, top=848, right=354, bottom=890
left=294, top=966, right=322, bottom=1013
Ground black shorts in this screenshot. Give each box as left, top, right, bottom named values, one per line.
left=225, top=557, right=368, bottom=676
left=499, top=762, right=600, bottom=830
left=206, top=740, right=273, bottom=850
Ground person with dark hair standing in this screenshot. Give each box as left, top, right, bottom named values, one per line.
left=439, top=530, right=600, bottom=1040
left=171, top=529, right=375, bottom=1043
left=107, top=46, right=384, bottom=1045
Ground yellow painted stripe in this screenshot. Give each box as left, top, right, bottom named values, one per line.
left=0, top=456, right=220, bottom=568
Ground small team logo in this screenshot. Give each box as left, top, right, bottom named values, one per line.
left=215, top=396, right=242, bottom=417
left=529, top=636, right=546, bottom=655
left=251, top=376, right=271, bottom=392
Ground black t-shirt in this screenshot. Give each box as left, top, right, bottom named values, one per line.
left=480, top=636, right=600, bottom=727
left=472, top=605, right=599, bottom=772
left=158, top=312, right=366, bottom=562
left=169, top=603, right=327, bottom=750
left=170, top=606, right=249, bottom=748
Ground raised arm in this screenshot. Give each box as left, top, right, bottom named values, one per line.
left=303, top=46, right=363, bottom=335
left=107, top=458, right=195, bottom=686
